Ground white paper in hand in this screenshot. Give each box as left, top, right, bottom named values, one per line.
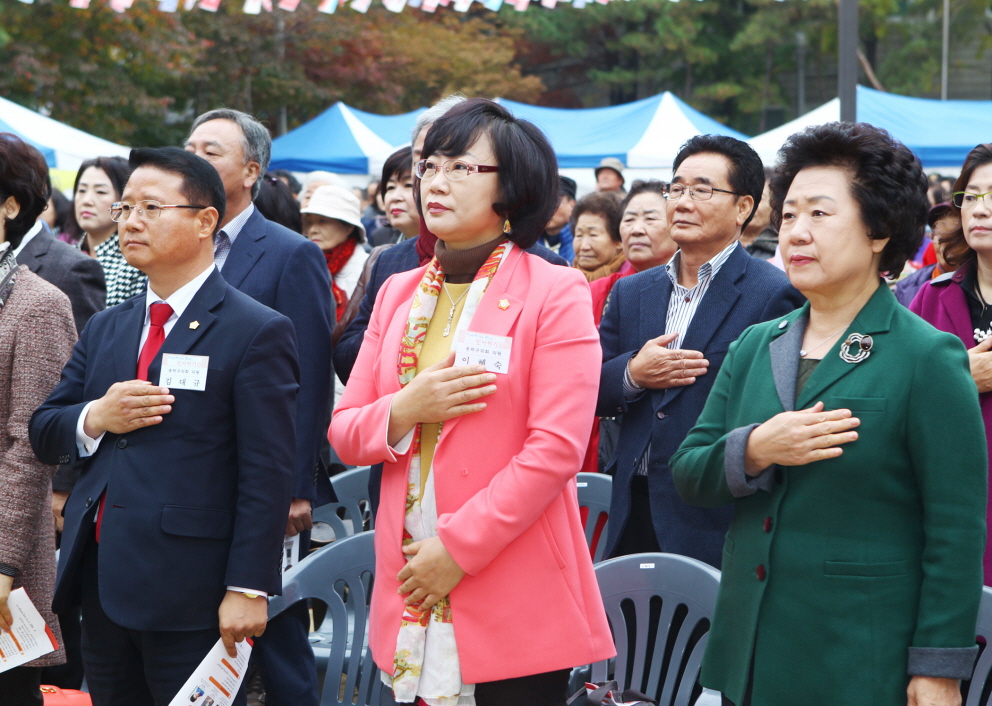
left=168, top=637, right=252, bottom=706
left=0, top=588, right=59, bottom=673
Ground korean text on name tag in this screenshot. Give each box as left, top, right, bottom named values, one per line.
left=454, top=331, right=512, bottom=374
left=160, top=353, right=209, bottom=391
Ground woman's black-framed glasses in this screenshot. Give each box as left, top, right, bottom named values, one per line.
left=415, top=159, right=499, bottom=181
left=664, top=184, right=741, bottom=202
left=110, top=200, right=207, bottom=222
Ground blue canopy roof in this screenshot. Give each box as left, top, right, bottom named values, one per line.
left=858, top=87, right=992, bottom=167
left=271, top=103, right=425, bottom=174
left=270, top=93, right=746, bottom=173
left=501, top=92, right=748, bottom=169
left=751, top=86, right=992, bottom=169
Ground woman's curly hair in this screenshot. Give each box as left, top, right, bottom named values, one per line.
left=769, top=122, right=929, bottom=276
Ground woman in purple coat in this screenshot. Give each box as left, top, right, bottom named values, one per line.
left=911, top=142, right=992, bottom=583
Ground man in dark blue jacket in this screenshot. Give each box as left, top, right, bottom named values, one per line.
left=185, top=109, right=333, bottom=706
left=31, top=148, right=297, bottom=706
left=598, top=136, right=804, bottom=568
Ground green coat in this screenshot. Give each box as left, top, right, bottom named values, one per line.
left=670, top=283, right=987, bottom=706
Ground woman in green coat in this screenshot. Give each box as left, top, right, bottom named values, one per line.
left=671, top=122, right=987, bottom=706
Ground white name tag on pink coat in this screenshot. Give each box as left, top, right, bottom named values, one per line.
left=455, top=331, right=512, bottom=374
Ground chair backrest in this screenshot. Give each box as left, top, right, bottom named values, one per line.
left=576, top=472, right=612, bottom=562
left=268, top=531, right=383, bottom=706
left=965, top=586, right=992, bottom=705
left=313, top=467, right=374, bottom=540
left=591, top=553, right=721, bottom=706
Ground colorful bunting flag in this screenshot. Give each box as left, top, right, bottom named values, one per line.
left=38, top=0, right=625, bottom=15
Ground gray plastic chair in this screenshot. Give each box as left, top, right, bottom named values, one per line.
left=964, top=586, right=992, bottom=705
left=313, top=467, right=374, bottom=541
left=576, top=472, right=612, bottom=562
left=268, top=531, right=384, bottom=706
left=589, top=552, right=721, bottom=706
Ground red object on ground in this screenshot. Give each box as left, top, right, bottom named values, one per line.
left=41, top=686, right=92, bottom=705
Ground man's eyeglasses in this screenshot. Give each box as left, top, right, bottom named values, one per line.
left=665, top=184, right=741, bottom=202
left=953, top=191, right=992, bottom=210
left=415, top=159, right=499, bottom=181
left=110, top=201, right=207, bottom=222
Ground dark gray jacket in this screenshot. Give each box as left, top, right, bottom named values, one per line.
left=16, top=223, right=105, bottom=334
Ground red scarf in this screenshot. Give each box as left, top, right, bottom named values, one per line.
left=415, top=217, right=438, bottom=266
left=325, top=238, right=358, bottom=323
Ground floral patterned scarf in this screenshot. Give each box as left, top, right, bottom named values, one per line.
left=0, top=242, right=19, bottom=312
left=388, top=239, right=512, bottom=706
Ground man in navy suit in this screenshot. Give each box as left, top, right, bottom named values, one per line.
left=185, top=109, right=333, bottom=706
left=598, top=135, right=804, bottom=568
left=30, top=147, right=298, bottom=706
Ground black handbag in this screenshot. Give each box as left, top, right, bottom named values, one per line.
left=566, top=681, right=657, bottom=706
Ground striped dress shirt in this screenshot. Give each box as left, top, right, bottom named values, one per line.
left=624, top=239, right=741, bottom=475
left=213, top=202, right=255, bottom=271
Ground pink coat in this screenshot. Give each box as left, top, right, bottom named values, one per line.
left=330, top=247, right=616, bottom=684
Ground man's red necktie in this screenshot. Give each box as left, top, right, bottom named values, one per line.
left=96, top=302, right=173, bottom=543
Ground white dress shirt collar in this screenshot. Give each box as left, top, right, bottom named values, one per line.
left=142, top=263, right=217, bottom=339
left=11, top=221, right=44, bottom=259
left=665, top=239, right=739, bottom=291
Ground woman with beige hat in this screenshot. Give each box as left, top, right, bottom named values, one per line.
left=301, top=184, right=369, bottom=323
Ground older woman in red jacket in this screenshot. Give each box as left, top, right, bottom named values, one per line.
left=330, top=99, right=614, bottom=706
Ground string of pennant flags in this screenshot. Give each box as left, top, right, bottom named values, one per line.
left=16, top=0, right=624, bottom=15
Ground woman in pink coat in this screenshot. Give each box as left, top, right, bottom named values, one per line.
left=330, top=99, right=614, bottom=706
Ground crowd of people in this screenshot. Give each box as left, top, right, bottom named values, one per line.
left=0, top=90, right=990, bottom=706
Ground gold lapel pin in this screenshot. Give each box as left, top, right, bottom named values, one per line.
left=189, top=321, right=200, bottom=330
left=498, top=299, right=510, bottom=310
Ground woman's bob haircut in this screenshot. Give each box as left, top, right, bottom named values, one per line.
left=415, top=98, right=559, bottom=249
left=770, top=122, right=928, bottom=276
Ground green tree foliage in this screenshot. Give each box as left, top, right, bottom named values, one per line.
left=0, top=0, right=987, bottom=144
left=0, top=0, right=542, bottom=146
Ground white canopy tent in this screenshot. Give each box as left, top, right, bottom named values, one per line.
left=0, top=95, right=130, bottom=173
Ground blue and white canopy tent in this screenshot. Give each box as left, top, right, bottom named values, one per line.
left=272, top=92, right=747, bottom=192
left=0, top=95, right=130, bottom=179
left=500, top=91, right=748, bottom=170
left=270, top=102, right=425, bottom=177
left=749, top=86, right=992, bottom=171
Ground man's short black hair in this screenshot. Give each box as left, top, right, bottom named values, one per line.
left=128, top=147, right=226, bottom=235
left=416, top=97, right=559, bottom=249
left=770, top=122, right=928, bottom=276
left=672, top=135, right=766, bottom=231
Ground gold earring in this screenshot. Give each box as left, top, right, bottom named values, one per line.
left=503, top=219, right=512, bottom=234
